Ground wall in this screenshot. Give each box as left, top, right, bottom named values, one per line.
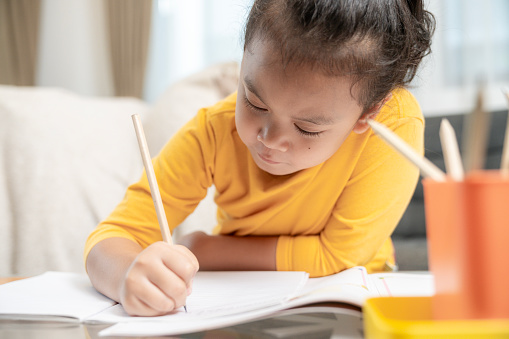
left=36, top=0, right=113, bottom=97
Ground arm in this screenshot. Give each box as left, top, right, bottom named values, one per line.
left=179, top=231, right=278, bottom=271
left=86, top=237, right=199, bottom=316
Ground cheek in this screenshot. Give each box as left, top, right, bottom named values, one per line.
left=297, top=137, right=342, bottom=165
left=305, top=145, right=332, bottom=162
left=235, top=108, right=259, bottom=143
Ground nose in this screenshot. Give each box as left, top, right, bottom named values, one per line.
left=257, top=123, right=289, bottom=152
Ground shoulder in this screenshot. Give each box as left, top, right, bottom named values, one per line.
left=200, top=92, right=237, bottom=126
left=371, top=87, right=424, bottom=154
left=379, top=88, right=423, bottom=124
left=180, top=92, right=240, bottom=154
left=179, top=92, right=237, bottom=139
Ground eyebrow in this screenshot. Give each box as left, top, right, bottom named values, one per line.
left=243, top=76, right=336, bottom=126
left=243, top=76, right=267, bottom=104
left=292, top=115, right=336, bottom=126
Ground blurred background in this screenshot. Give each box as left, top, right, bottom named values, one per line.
left=1, top=0, right=509, bottom=275
left=1, top=0, right=508, bottom=115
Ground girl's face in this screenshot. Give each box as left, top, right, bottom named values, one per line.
left=235, top=39, right=368, bottom=176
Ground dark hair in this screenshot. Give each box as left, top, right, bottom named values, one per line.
left=243, top=0, right=435, bottom=114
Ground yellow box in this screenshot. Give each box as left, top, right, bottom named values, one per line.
left=363, top=297, right=509, bottom=339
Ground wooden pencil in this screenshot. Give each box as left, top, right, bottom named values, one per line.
left=132, top=114, right=188, bottom=312
left=439, top=118, right=464, bottom=181
left=131, top=114, right=173, bottom=244
left=462, top=88, right=489, bottom=173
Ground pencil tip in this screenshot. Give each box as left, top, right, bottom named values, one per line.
left=184, top=305, right=188, bottom=313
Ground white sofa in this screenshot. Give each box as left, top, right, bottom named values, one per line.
left=0, top=62, right=240, bottom=277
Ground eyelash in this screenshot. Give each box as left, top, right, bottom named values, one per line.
left=242, top=96, right=323, bottom=138
left=294, top=125, right=323, bottom=137
left=243, top=95, right=266, bottom=113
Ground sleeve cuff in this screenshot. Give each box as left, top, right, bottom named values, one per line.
left=275, top=235, right=293, bottom=271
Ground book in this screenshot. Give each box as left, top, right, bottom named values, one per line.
left=0, top=266, right=433, bottom=337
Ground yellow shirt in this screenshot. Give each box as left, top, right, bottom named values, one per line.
left=85, top=89, right=423, bottom=277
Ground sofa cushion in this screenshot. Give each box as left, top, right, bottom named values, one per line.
left=144, top=61, right=240, bottom=156
left=0, top=85, right=148, bottom=276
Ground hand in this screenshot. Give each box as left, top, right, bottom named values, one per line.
left=119, top=241, right=199, bottom=316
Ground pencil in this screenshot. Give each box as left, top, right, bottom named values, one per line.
left=501, top=90, right=509, bottom=176
left=131, top=114, right=173, bottom=244
left=131, top=114, right=188, bottom=312
left=439, top=118, right=464, bottom=181
left=462, top=87, right=489, bottom=173
left=368, top=120, right=447, bottom=182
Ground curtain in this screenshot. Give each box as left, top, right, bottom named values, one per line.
left=105, top=0, right=152, bottom=98
left=0, top=0, right=41, bottom=86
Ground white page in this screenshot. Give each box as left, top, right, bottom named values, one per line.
left=87, top=271, right=308, bottom=324
left=298, top=266, right=369, bottom=296
left=98, top=267, right=370, bottom=337
left=284, top=266, right=371, bottom=308
left=369, top=272, right=435, bottom=297
left=0, top=272, right=115, bottom=322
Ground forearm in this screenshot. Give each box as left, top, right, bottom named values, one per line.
left=180, top=232, right=278, bottom=271
left=86, top=237, right=142, bottom=302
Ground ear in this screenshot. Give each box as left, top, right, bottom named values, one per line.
left=352, top=94, right=392, bottom=134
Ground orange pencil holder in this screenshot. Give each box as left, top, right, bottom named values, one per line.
left=423, top=171, right=509, bottom=320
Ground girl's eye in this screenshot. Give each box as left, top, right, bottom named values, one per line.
left=294, top=124, right=323, bottom=137
left=243, top=96, right=267, bottom=112
left=243, top=94, right=322, bottom=137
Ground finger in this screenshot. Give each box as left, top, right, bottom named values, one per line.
left=122, top=282, right=166, bottom=317
left=123, top=295, right=154, bottom=316
left=128, top=295, right=167, bottom=317
left=171, top=245, right=199, bottom=295
left=158, top=245, right=199, bottom=283
left=130, top=276, right=177, bottom=315
left=146, top=264, right=188, bottom=308
left=174, top=244, right=200, bottom=271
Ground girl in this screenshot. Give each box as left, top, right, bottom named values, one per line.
left=85, top=0, right=435, bottom=316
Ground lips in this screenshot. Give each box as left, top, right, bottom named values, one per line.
left=257, top=152, right=280, bottom=164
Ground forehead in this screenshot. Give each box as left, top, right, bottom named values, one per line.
left=241, top=39, right=363, bottom=117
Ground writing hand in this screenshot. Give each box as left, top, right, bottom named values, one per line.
left=119, top=241, right=199, bottom=316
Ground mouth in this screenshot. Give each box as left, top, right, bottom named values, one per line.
left=257, top=152, right=280, bottom=165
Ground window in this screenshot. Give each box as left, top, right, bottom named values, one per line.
left=411, top=0, right=509, bottom=115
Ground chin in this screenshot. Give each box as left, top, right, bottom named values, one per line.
left=265, top=168, right=295, bottom=176
left=255, top=161, right=298, bottom=176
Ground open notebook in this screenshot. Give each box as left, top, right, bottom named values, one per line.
left=0, top=267, right=433, bottom=337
